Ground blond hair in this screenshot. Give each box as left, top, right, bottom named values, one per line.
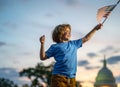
left=52, top=24, right=71, bottom=43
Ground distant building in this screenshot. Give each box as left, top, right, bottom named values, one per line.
left=94, top=56, right=117, bottom=87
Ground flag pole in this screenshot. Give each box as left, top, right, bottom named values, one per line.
left=101, top=0, right=120, bottom=24
left=102, top=17, right=107, bottom=24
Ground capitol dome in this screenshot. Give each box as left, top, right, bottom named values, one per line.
left=94, top=57, right=117, bottom=87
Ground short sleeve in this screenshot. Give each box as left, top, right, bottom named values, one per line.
left=45, top=45, right=55, bottom=58
left=72, top=38, right=82, bottom=48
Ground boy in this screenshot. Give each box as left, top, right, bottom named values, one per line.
left=39, top=24, right=102, bottom=87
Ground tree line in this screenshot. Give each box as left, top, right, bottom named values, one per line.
left=0, top=62, right=82, bottom=87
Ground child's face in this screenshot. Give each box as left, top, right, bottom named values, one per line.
left=62, top=28, right=71, bottom=42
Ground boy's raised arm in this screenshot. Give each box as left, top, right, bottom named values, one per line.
left=39, top=35, right=48, bottom=60
left=82, top=24, right=102, bottom=44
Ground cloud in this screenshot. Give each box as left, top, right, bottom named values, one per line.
left=87, top=52, right=97, bottom=58
left=0, top=41, right=19, bottom=49
left=24, top=21, right=51, bottom=30
left=45, top=13, right=54, bottom=18
left=2, top=21, right=17, bottom=30
left=99, top=46, right=120, bottom=58
left=0, top=68, right=30, bottom=86
left=85, top=66, right=100, bottom=70
left=113, top=48, right=120, bottom=54
left=0, top=68, right=18, bottom=78
left=107, top=56, right=120, bottom=64
left=99, top=46, right=114, bottom=54
left=0, top=41, right=6, bottom=47
left=78, top=60, right=89, bottom=66
left=63, top=0, right=80, bottom=7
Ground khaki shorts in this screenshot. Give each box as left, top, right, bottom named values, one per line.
left=51, top=74, right=76, bottom=87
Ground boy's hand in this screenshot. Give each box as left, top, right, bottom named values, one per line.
left=95, top=24, right=103, bottom=30
left=40, top=35, right=45, bottom=44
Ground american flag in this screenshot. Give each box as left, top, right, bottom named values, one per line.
left=97, top=5, right=116, bottom=23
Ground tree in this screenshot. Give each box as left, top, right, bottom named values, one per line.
left=0, top=78, right=18, bottom=87
left=19, top=62, right=54, bottom=87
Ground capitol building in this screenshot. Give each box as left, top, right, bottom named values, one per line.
left=94, top=57, right=117, bottom=87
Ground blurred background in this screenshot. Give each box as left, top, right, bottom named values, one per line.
left=0, top=0, right=120, bottom=87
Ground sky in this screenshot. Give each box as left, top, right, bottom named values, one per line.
left=0, top=0, right=120, bottom=87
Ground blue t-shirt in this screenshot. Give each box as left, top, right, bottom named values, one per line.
left=45, top=39, right=82, bottom=78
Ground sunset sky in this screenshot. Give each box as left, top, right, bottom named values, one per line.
left=0, top=0, right=120, bottom=87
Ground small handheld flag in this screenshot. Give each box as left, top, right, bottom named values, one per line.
left=97, top=0, right=120, bottom=24
left=97, top=5, right=115, bottom=22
